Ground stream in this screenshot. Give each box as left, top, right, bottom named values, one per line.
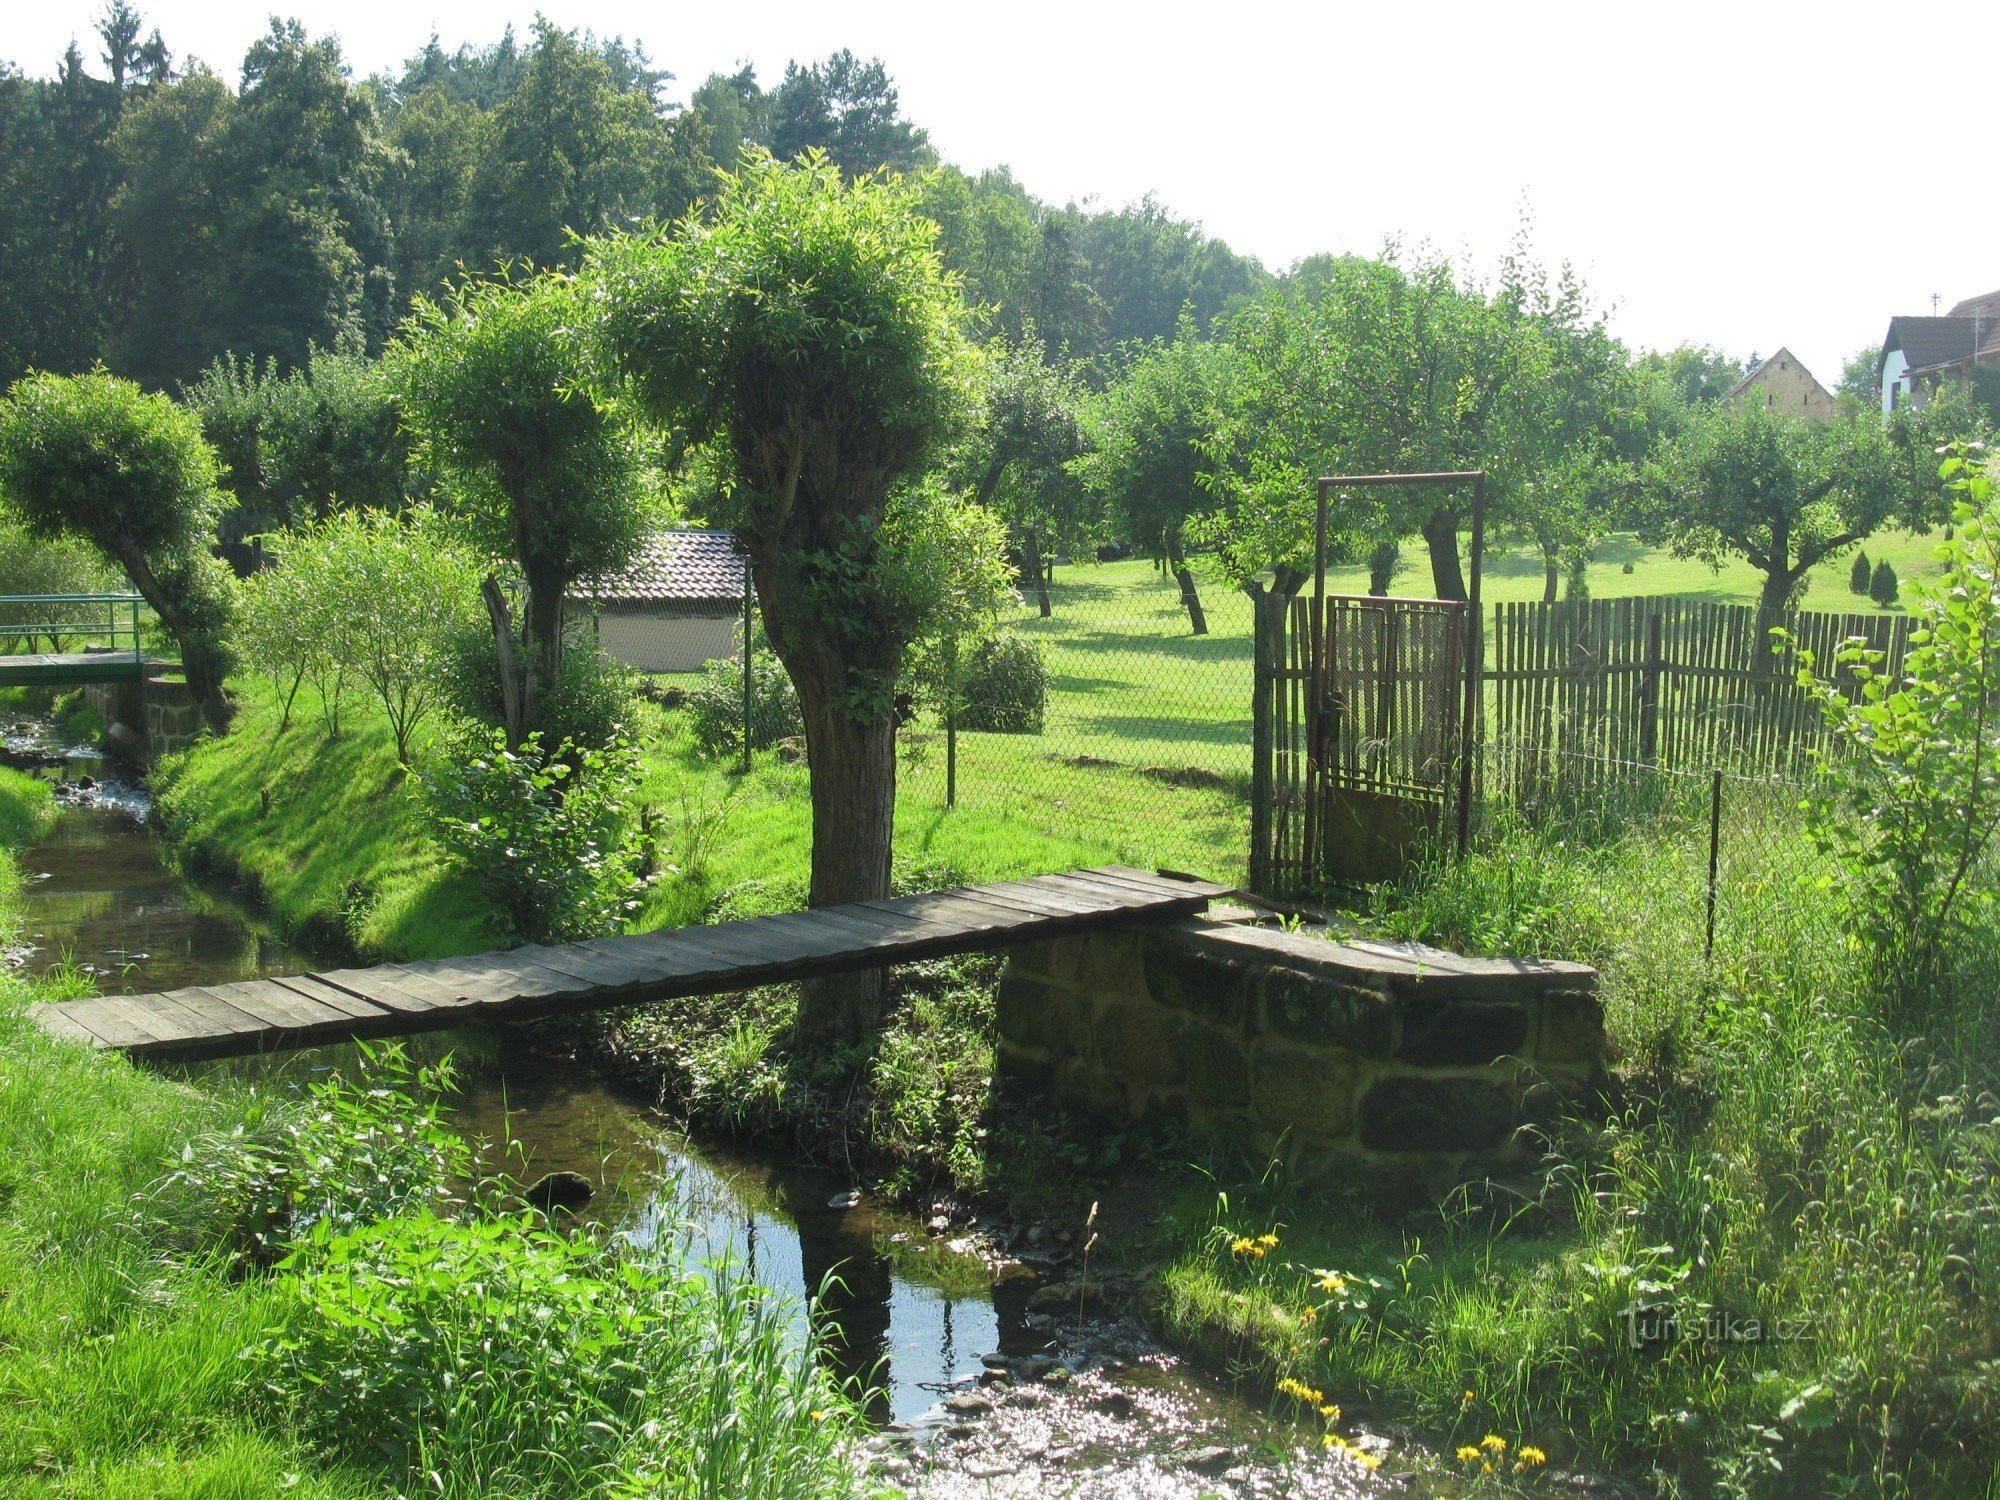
left=6, top=722, right=1410, bottom=1498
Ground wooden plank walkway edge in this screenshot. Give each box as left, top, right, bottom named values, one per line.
left=28, top=866, right=1234, bottom=1062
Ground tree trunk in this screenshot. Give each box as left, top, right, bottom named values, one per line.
left=1023, top=529, right=1051, bottom=617
left=1368, top=541, right=1400, bottom=597
left=1421, top=508, right=1467, bottom=601
left=1542, top=549, right=1560, bottom=605
left=119, top=546, right=230, bottom=729
left=1164, top=530, right=1207, bottom=634
left=791, top=665, right=898, bottom=1046
left=1759, top=568, right=1796, bottom=616
left=521, top=569, right=565, bottom=736
left=482, top=575, right=525, bottom=748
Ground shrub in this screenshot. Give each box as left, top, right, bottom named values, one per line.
left=1793, top=450, right=2000, bottom=999
left=1869, top=556, right=1899, bottom=607
left=419, top=721, right=644, bottom=943
left=540, top=644, right=642, bottom=753
left=957, top=633, right=1047, bottom=733
left=687, top=645, right=801, bottom=757
left=1849, top=548, right=1871, bottom=594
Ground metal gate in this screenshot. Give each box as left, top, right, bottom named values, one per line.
left=1308, top=594, right=1467, bottom=885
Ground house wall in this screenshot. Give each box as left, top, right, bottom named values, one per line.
left=1724, top=354, right=1835, bottom=421
left=594, top=610, right=742, bottom=674
left=1882, top=348, right=1911, bottom=417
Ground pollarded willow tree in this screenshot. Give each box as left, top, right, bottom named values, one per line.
left=590, top=152, right=984, bottom=1043
left=388, top=271, right=646, bottom=743
left=0, top=370, right=235, bottom=726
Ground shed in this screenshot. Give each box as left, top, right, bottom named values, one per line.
left=580, top=529, right=747, bottom=674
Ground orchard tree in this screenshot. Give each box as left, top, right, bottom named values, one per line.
left=0, top=369, right=234, bottom=725
left=591, top=152, right=981, bottom=1043
left=388, top=270, right=644, bottom=743
left=1643, top=400, right=1898, bottom=614
left=962, top=333, right=1095, bottom=618
left=1075, top=321, right=1234, bottom=632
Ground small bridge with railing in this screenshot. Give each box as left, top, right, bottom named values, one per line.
left=0, top=593, right=148, bottom=687
left=30, top=867, right=1234, bottom=1061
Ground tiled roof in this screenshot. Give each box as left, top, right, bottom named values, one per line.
left=584, top=529, right=746, bottom=604
left=1884, top=316, right=1980, bottom=374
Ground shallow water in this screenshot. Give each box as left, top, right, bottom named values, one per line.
left=9, top=725, right=1413, bottom=1495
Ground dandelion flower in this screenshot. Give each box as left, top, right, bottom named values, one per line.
left=1517, top=1445, right=1548, bottom=1469
left=1298, top=1307, right=1318, bottom=1325
left=1481, top=1433, right=1508, bottom=1454
left=1257, top=1232, right=1281, bottom=1248
left=809, top=1410, right=826, bottom=1423
left=1316, top=1271, right=1348, bottom=1295
left=1318, top=1404, right=1341, bottom=1422
left=1456, top=1446, right=1482, bottom=1463
left=1461, top=1388, right=1476, bottom=1407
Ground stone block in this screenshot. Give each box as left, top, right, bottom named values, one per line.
left=1249, top=1041, right=1355, bottom=1139
left=1396, top=999, right=1528, bottom=1066
left=995, top=974, right=1089, bottom=1057
left=1536, top=989, right=1607, bottom=1065
left=1144, top=943, right=1253, bottom=1029
left=1093, top=999, right=1186, bottom=1086
left=1358, top=1076, right=1516, bottom=1152
left=1261, top=970, right=1396, bottom=1056
left=1058, top=1061, right=1134, bottom=1119
left=1076, top=931, right=1147, bottom=998
left=1185, top=1024, right=1249, bottom=1109
left=1008, top=939, right=1064, bottom=984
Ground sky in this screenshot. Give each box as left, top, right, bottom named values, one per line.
left=13, top=0, right=2000, bottom=386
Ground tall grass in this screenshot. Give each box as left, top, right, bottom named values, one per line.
left=1160, top=771, right=2000, bottom=1496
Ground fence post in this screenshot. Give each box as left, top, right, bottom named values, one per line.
left=740, top=572, right=753, bottom=776
left=1639, top=610, right=1663, bottom=762
left=944, top=638, right=957, bottom=809
left=1248, top=585, right=1276, bottom=895
left=1706, top=769, right=1722, bottom=958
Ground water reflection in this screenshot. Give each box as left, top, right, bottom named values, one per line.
left=454, top=1064, right=1008, bottom=1423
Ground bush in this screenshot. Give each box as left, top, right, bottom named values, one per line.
left=957, top=634, right=1047, bottom=733
left=540, top=645, right=642, bottom=753
left=1869, top=557, right=1899, bottom=607
left=1849, top=548, right=1871, bottom=594
left=419, top=721, right=644, bottom=944
left=687, top=645, right=801, bottom=758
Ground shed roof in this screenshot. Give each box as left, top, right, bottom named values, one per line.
left=584, top=529, right=746, bottom=605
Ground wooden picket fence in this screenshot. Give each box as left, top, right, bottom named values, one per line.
left=1488, top=595, right=1912, bottom=800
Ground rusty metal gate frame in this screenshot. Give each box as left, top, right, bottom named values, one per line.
left=1305, top=472, right=1485, bottom=880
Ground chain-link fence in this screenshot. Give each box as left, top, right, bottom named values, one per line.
left=1481, top=741, right=1831, bottom=961
left=897, top=560, right=1256, bottom=882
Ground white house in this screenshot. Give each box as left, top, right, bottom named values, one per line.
left=578, top=529, right=747, bottom=674
left=1879, top=291, right=2000, bottom=417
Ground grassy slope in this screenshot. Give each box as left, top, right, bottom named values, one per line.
left=0, top=765, right=373, bottom=1498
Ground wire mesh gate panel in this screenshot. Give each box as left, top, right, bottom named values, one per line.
left=1254, top=593, right=1467, bottom=895
left=1312, top=595, right=1466, bottom=884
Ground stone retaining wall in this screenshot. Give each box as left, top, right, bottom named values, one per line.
left=996, top=916, right=1604, bottom=1179
left=81, top=671, right=201, bottom=766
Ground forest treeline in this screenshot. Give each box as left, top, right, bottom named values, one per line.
left=0, top=6, right=1263, bottom=391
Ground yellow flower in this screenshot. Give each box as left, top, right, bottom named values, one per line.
left=1257, top=1232, right=1280, bottom=1248
left=1228, top=1236, right=1268, bottom=1259
left=1318, top=1403, right=1341, bottom=1422
left=1517, top=1445, right=1548, bottom=1469
left=1277, top=1377, right=1326, bottom=1406
left=1316, top=1271, right=1348, bottom=1295
left=1461, top=1388, right=1476, bottom=1407
left=1456, top=1446, right=1481, bottom=1463
left=1481, top=1433, right=1508, bottom=1454
left=1298, top=1307, right=1318, bottom=1325
left=809, top=1410, right=825, bottom=1423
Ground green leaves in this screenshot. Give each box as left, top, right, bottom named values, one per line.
left=1789, top=442, right=2000, bottom=999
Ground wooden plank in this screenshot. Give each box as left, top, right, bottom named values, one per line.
left=296, top=968, right=445, bottom=1016
left=1039, top=871, right=1199, bottom=911
left=143, top=985, right=272, bottom=1037
left=510, top=942, right=664, bottom=988
left=1087, top=865, right=1233, bottom=899
left=188, top=982, right=360, bottom=1035
left=29, top=1003, right=103, bottom=1047
left=974, top=877, right=1126, bottom=916
left=46, top=998, right=155, bottom=1049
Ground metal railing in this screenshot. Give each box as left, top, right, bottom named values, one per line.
left=0, top=593, right=145, bottom=656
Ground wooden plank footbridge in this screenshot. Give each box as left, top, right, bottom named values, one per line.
left=0, top=593, right=148, bottom=686
left=30, top=866, right=1233, bottom=1061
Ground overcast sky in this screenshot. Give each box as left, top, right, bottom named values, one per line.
left=14, top=0, right=1999, bottom=385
